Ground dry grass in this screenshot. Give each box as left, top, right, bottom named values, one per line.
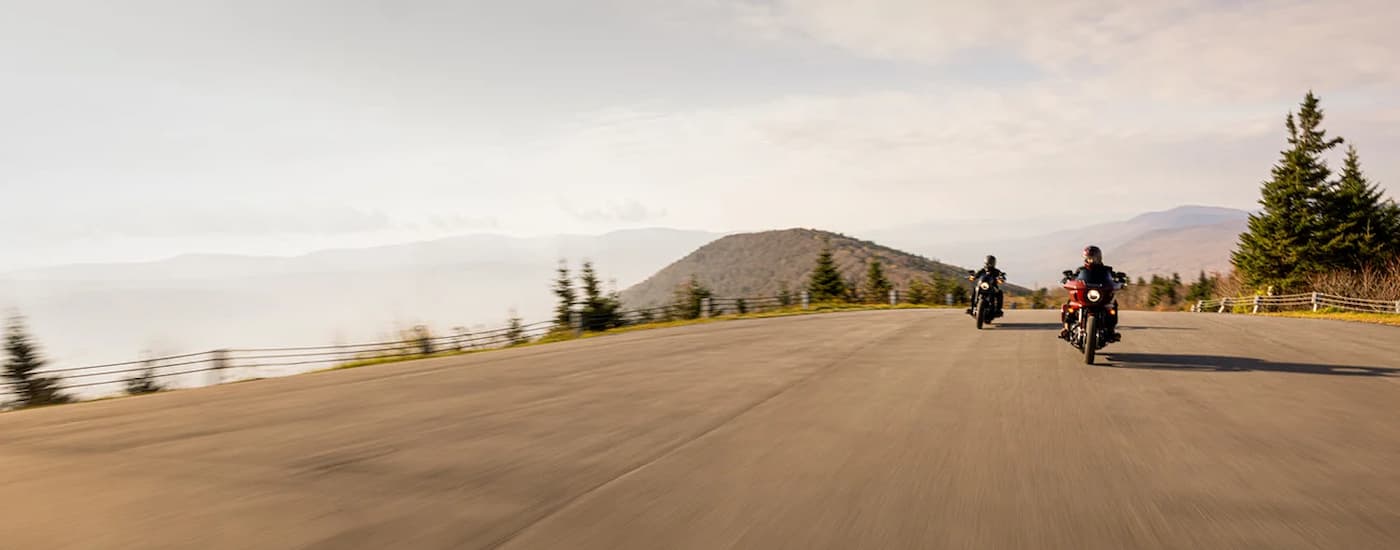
left=1308, top=259, right=1400, bottom=301
left=327, top=303, right=953, bottom=371
left=1261, top=310, right=1400, bottom=327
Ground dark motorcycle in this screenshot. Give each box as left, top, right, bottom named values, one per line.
left=967, top=270, right=1005, bottom=330
left=1060, top=268, right=1128, bottom=364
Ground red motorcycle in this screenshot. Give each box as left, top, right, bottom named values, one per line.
left=1060, top=268, right=1128, bottom=364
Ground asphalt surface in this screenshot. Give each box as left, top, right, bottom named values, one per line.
left=1, top=310, right=1398, bottom=549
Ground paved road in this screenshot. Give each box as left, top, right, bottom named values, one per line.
left=2, top=310, right=1398, bottom=549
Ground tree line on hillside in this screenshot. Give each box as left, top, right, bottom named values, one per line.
left=1017, top=270, right=1218, bottom=312
left=545, top=239, right=985, bottom=337
left=804, top=242, right=971, bottom=305
left=1230, top=92, right=1400, bottom=298
left=553, top=240, right=979, bottom=332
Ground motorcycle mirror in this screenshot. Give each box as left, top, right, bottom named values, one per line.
left=1062, top=270, right=1074, bottom=278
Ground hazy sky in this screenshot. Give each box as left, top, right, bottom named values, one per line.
left=3, top=0, right=1398, bottom=270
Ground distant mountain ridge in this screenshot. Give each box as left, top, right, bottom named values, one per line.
left=1110, top=218, right=1247, bottom=278
left=7, top=228, right=723, bottom=281
left=0, top=228, right=721, bottom=369
left=865, top=205, right=1251, bottom=286
left=619, top=228, right=1028, bottom=308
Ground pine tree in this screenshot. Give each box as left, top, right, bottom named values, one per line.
left=931, top=274, right=958, bottom=305
left=844, top=275, right=862, bottom=303
left=1233, top=92, right=1344, bottom=292
left=4, top=315, right=71, bottom=408
left=672, top=276, right=713, bottom=320
left=552, top=260, right=576, bottom=327
left=949, top=282, right=969, bottom=305
left=806, top=242, right=847, bottom=302
left=906, top=278, right=932, bottom=305
left=1318, top=145, right=1399, bottom=270
left=124, top=358, right=164, bottom=396
left=1186, top=271, right=1216, bottom=302
left=505, top=313, right=529, bottom=346
left=862, top=258, right=893, bottom=304
left=1147, top=275, right=1166, bottom=307
left=1030, top=288, right=1049, bottom=309
left=776, top=281, right=794, bottom=306
left=578, top=261, right=621, bottom=331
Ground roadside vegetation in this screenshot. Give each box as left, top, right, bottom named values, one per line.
left=2, top=315, right=72, bottom=409
left=1103, top=92, right=1400, bottom=314
left=1226, top=92, right=1400, bottom=301
left=1261, top=310, right=1400, bottom=327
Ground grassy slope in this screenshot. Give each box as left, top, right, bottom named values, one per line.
left=1260, top=311, right=1400, bottom=327
left=333, top=303, right=955, bottom=370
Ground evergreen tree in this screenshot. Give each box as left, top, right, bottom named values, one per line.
left=906, top=278, right=932, bottom=305
left=1030, top=288, right=1049, bottom=309
left=1147, top=275, right=1166, bottom=307
left=843, top=275, right=862, bottom=303
left=124, top=358, right=164, bottom=396
left=862, top=258, right=893, bottom=304
left=1185, top=271, right=1216, bottom=302
left=776, top=281, right=794, bottom=307
left=578, top=261, right=622, bottom=331
left=552, top=260, right=576, bottom=327
left=3, top=315, right=71, bottom=408
left=1233, top=91, right=1344, bottom=292
left=949, top=282, right=969, bottom=305
left=806, top=243, right=847, bottom=302
left=672, top=276, right=713, bottom=320
left=930, top=274, right=960, bottom=305
left=1319, top=145, right=1400, bottom=270
left=505, top=313, right=529, bottom=346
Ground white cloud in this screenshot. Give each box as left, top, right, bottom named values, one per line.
left=517, top=82, right=1309, bottom=233
left=4, top=0, right=1397, bottom=268
left=561, top=198, right=668, bottom=223
left=723, top=0, right=1400, bottom=101
left=506, top=0, right=1396, bottom=234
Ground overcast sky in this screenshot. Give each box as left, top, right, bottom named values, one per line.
left=3, top=0, right=1398, bottom=270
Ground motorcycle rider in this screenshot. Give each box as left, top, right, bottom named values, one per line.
left=966, top=255, right=1005, bottom=318
left=1058, top=245, right=1122, bottom=340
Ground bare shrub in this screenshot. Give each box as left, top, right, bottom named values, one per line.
left=1308, top=258, right=1400, bottom=300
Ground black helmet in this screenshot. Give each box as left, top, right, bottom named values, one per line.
left=985, top=255, right=997, bottom=268
left=1083, top=245, right=1103, bottom=266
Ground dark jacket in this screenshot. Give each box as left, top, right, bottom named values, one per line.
left=972, top=267, right=1005, bottom=284
left=1066, top=264, right=1116, bottom=283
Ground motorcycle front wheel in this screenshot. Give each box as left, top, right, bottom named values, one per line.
left=1083, top=315, right=1098, bottom=365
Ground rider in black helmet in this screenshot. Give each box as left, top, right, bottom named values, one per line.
left=966, top=255, right=1005, bottom=318
left=1059, top=245, right=1120, bottom=339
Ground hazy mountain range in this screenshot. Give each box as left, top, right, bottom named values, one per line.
left=866, top=205, right=1249, bottom=288
left=0, top=229, right=721, bottom=368
left=1, top=205, right=1247, bottom=370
